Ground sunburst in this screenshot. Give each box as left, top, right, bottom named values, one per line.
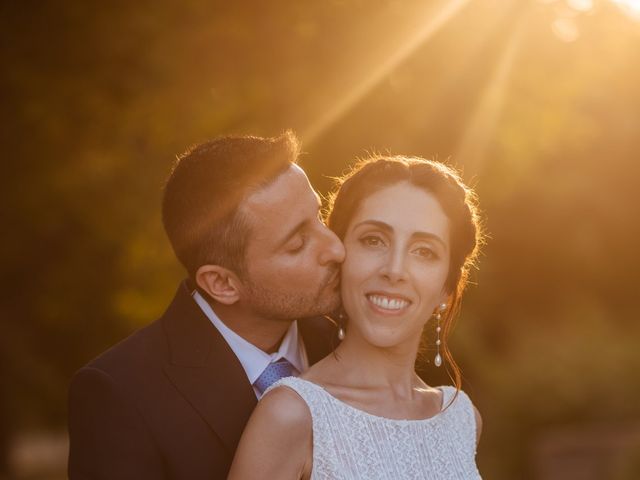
left=302, top=0, right=472, bottom=145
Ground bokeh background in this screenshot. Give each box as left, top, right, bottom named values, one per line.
left=2, top=0, right=640, bottom=478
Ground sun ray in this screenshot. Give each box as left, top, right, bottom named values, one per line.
left=453, top=18, right=526, bottom=176
left=302, top=0, right=472, bottom=145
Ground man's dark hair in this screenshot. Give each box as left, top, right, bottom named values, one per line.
left=162, top=131, right=300, bottom=279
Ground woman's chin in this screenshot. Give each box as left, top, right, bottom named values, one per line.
left=350, top=327, right=418, bottom=350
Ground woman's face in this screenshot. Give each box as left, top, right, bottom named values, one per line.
left=340, top=181, right=451, bottom=349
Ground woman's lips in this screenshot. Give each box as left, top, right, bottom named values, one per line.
left=366, top=293, right=412, bottom=315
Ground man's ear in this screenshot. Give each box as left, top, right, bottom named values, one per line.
left=195, top=264, right=242, bottom=305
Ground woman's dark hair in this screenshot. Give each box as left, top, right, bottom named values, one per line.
left=326, top=155, right=484, bottom=398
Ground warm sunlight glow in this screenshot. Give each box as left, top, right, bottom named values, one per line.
left=552, top=17, right=580, bottom=42
left=567, top=0, right=594, bottom=12
left=612, top=0, right=640, bottom=19
left=302, top=0, right=471, bottom=144
left=541, top=0, right=640, bottom=20
left=454, top=23, right=524, bottom=175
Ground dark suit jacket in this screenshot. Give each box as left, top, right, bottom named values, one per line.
left=68, top=281, right=337, bottom=479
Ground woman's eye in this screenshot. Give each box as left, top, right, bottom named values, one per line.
left=414, top=247, right=436, bottom=259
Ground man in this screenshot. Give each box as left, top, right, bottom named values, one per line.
left=68, top=132, right=345, bottom=479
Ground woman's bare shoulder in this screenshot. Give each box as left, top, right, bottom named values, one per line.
left=255, top=384, right=313, bottom=430
left=258, top=385, right=311, bottom=414
left=473, top=405, right=483, bottom=445
left=228, top=386, right=313, bottom=479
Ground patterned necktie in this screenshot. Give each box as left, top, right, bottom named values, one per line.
left=254, top=358, right=296, bottom=395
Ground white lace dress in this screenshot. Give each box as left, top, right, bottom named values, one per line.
left=265, top=377, right=482, bottom=480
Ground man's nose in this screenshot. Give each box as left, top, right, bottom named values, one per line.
left=318, top=226, right=345, bottom=265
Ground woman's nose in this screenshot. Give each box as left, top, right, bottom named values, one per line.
left=379, top=249, right=407, bottom=283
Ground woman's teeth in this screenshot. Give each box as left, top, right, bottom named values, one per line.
left=367, top=294, right=410, bottom=311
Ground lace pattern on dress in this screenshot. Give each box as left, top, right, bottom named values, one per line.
left=265, top=377, right=482, bottom=480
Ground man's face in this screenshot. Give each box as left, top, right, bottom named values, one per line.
left=238, top=164, right=345, bottom=320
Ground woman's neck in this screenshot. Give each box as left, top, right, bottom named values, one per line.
left=332, top=333, right=423, bottom=397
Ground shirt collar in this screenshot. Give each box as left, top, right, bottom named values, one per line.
left=192, top=291, right=305, bottom=385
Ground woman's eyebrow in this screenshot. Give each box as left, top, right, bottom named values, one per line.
left=411, top=231, right=447, bottom=250
left=351, top=219, right=392, bottom=232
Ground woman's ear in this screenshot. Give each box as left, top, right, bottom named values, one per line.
left=195, top=264, right=242, bottom=305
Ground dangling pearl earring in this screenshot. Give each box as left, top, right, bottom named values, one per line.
left=434, top=303, right=447, bottom=367
left=337, top=311, right=346, bottom=340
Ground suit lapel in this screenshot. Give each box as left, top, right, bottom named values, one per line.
left=160, top=284, right=339, bottom=452
left=161, top=282, right=257, bottom=454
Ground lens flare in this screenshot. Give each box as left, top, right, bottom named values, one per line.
left=567, top=0, right=594, bottom=12
left=611, top=0, right=640, bottom=19
left=552, top=17, right=580, bottom=42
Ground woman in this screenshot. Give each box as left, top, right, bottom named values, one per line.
left=228, top=155, right=484, bottom=479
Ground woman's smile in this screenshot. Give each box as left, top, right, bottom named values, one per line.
left=365, top=292, right=413, bottom=316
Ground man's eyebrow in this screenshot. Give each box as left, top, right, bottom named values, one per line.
left=352, top=220, right=447, bottom=250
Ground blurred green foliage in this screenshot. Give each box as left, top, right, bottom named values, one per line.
left=1, top=0, right=639, bottom=478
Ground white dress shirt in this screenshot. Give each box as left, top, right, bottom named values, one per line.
left=192, top=291, right=309, bottom=398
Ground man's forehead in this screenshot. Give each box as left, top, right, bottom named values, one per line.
left=290, top=163, right=305, bottom=176
left=242, top=165, right=316, bottom=217
left=245, top=164, right=315, bottom=204
left=290, top=164, right=321, bottom=204
left=242, top=167, right=320, bottom=248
